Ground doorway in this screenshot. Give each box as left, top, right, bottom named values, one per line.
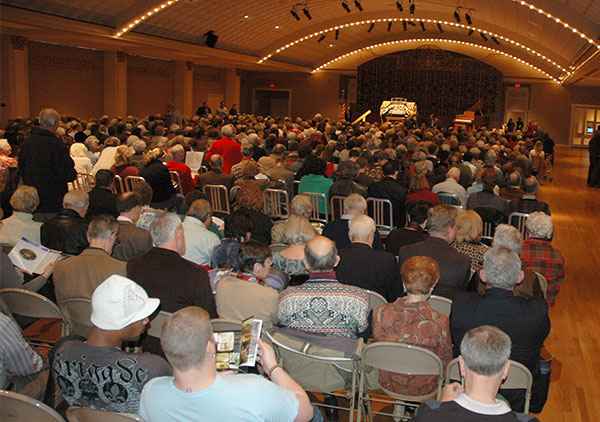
left=570, top=105, right=600, bottom=148
left=252, top=89, right=291, bottom=118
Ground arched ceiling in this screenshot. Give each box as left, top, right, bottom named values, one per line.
left=1, top=0, right=599, bottom=85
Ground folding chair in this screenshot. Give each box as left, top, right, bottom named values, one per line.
left=357, top=342, right=444, bottom=422
left=367, top=197, right=394, bottom=235
left=264, top=328, right=361, bottom=422
left=211, top=318, right=242, bottom=332
left=445, top=358, right=533, bottom=413
left=292, top=180, right=301, bottom=197
left=125, top=176, right=146, bottom=192
left=365, top=289, right=387, bottom=315
left=203, top=184, right=231, bottom=216
left=112, top=175, right=126, bottom=194
left=269, top=243, right=289, bottom=254
left=0, top=390, right=65, bottom=422
left=438, top=193, right=463, bottom=209
left=330, top=196, right=346, bottom=221
left=263, top=188, right=290, bottom=220
left=427, top=295, right=452, bottom=317
left=66, top=407, right=143, bottom=421
left=60, top=297, right=93, bottom=338
left=508, top=212, right=530, bottom=240
left=0, top=288, right=71, bottom=338
left=145, top=310, right=173, bottom=340
left=71, top=173, right=95, bottom=193
left=302, top=192, right=329, bottom=225
left=169, top=170, right=184, bottom=195
left=473, top=207, right=506, bottom=246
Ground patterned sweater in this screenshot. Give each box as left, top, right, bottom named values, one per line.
left=278, top=272, right=369, bottom=338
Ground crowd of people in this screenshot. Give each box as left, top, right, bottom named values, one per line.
left=0, top=105, right=566, bottom=421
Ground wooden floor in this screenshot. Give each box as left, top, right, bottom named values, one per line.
left=535, top=146, right=600, bottom=422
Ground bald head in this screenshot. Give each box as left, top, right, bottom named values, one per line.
left=524, top=176, right=539, bottom=195
left=447, top=167, right=461, bottom=181
left=304, top=236, right=339, bottom=272
left=210, top=154, right=223, bottom=170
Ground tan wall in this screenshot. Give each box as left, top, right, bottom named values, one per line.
left=529, top=83, right=600, bottom=145
left=0, top=35, right=11, bottom=124
left=127, top=55, right=175, bottom=118
left=28, top=41, right=104, bottom=120
left=192, top=65, right=226, bottom=113
left=240, top=71, right=341, bottom=120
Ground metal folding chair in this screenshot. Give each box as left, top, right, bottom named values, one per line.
left=60, top=297, right=93, bottom=338
left=211, top=318, right=243, bottom=332
left=125, top=176, right=146, bottom=192
left=330, top=196, right=346, bottom=221
left=509, top=212, right=530, bottom=240
left=203, top=184, right=231, bottom=216
left=169, top=170, right=184, bottom=194
left=438, top=193, right=463, bottom=209
left=364, top=289, right=387, bottom=315
left=0, top=390, right=65, bottom=422
left=145, top=310, right=173, bottom=340
left=302, top=192, right=329, bottom=225
left=71, top=173, right=95, bottom=192
left=427, top=295, right=452, bottom=317
left=66, top=406, right=143, bottom=421
left=263, top=188, right=290, bottom=220
left=367, top=197, right=394, bottom=235
left=113, top=174, right=126, bottom=194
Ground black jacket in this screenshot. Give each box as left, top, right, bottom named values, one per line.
left=139, top=160, right=177, bottom=203
left=86, top=187, right=118, bottom=218
left=41, top=209, right=89, bottom=255
left=18, top=128, right=77, bottom=213
left=367, top=177, right=407, bottom=228
left=322, top=217, right=383, bottom=251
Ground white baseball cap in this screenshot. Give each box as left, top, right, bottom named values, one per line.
left=91, top=275, right=160, bottom=330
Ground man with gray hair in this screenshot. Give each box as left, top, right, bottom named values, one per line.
left=521, top=212, right=565, bottom=306
left=18, top=108, right=77, bottom=219
left=181, top=199, right=220, bottom=267
left=205, top=124, right=242, bottom=174
left=432, top=167, right=467, bottom=207
left=196, top=154, right=234, bottom=190
left=230, top=143, right=255, bottom=180
left=336, top=214, right=402, bottom=301
left=41, top=190, right=90, bottom=255
left=166, top=144, right=194, bottom=194
left=415, top=326, right=539, bottom=421
left=451, top=246, right=550, bottom=413
left=322, top=193, right=384, bottom=250
left=509, top=176, right=551, bottom=215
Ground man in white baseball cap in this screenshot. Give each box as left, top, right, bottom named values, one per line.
left=53, top=275, right=172, bottom=414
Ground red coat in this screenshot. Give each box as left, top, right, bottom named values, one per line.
left=205, top=137, right=242, bottom=174
left=166, top=161, right=194, bottom=194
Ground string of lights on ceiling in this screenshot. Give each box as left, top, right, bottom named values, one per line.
left=311, top=38, right=560, bottom=85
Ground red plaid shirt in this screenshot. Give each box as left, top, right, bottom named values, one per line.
left=521, top=238, right=565, bottom=306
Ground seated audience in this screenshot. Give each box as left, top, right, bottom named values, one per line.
left=405, top=162, right=440, bottom=206
left=110, top=145, right=140, bottom=178
left=414, top=326, right=539, bottom=421
left=398, top=205, right=471, bottom=299
left=432, top=167, right=467, bottom=207
left=53, top=275, right=172, bottom=413
left=329, top=160, right=367, bottom=200
left=467, top=168, right=510, bottom=218
left=509, top=176, right=551, bottom=215
left=139, top=148, right=181, bottom=212
left=235, top=183, right=272, bottom=245
left=298, top=155, right=333, bottom=215
left=70, top=142, right=92, bottom=174
left=112, top=192, right=153, bottom=261
left=271, top=194, right=313, bottom=244
left=386, top=200, right=430, bottom=256
left=450, top=246, right=550, bottom=413
left=204, top=124, right=243, bottom=174
left=0, top=185, right=42, bottom=244
left=139, top=307, right=314, bottom=422
left=373, top=256, right=452, bottom=396
left=336, top=214, right=402, bottom=302
left=181, top=199, right=220, bottom=267
left=322, top=193, right=383, bottom=250
left=212, top=209, right=254, bottom=270
left=278, top=236, right=369, bottom=339
left=133, top=181, right=163, bottom=230
left=230, top=143, right=256, bottom=180
left=521, top=212, right=565, bottom=306
left=234, top=160, right=282, bottom=192
left=499, top=171, right=525, bottom=201
left=53, top=215, right=126, bottom=310
left=450, top=210, right=489, bottom=277
left=0, top=251, right=52, bottom=292
left=41, top=190, right=89, bottom=255
left=367, top=161, right=408, bottom=228
left=215, top=240, right=279, bottom=328
left=87, top=169, right=118, bottom=218
left=265, top=155, right=295, bottom=196
left=272, top=215, right=317, bottom=284
left=166, top=144, right=194, bottom=194
left=196, top=154, right=234, bottom=190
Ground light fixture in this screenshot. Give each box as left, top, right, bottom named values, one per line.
left=409, top=0, right=415, bottom=14
left=402, top=21, right=407, bottom=31
left=342, top=1, right=351, bottom=13
left=290, top=9, right=300, bottom=21
left=335, top=29, right=339, bottom=40
left=454, top=8, right=461, bottom=23
left=368, top=22, right=375, bottom=33
left=437, top=23, right=443, bottom=33
left=387, top=21, right=393, bottom=32
left=468, top=29, right=474, bottom=36
left=480, top=31, right=488, bottom=41
left=354, top=0, right=363, bottom=12
left=303, top=6, right=312, bottom=20
left=491, top=36, right=500, bottom=45
left=317, top=34, right=325, bottom=42
left=420, top=21, right=425, bottom=31
left=465, top=10, right=472, bottom=25
left=396, top=1, right=403, bottom=12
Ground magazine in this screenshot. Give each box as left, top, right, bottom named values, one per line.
left=213, top=316, right=263, bottom=371
left=8, top=237, right=62, bottom=275
left=185, top=151, right=204, bottom=173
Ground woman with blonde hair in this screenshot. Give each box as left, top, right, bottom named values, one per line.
left=530, top=140, right=546, bottom=181
left=450, top=209, right=490, bottom=276
left=271, top=194, right=313, bottom=244
left=235, top=183, right=272, bottom=245
left=69, top=142, right=92, bottom=174
left=272, top=215, right=317, bottom=284
left=110, top=145, right=139, bottom=178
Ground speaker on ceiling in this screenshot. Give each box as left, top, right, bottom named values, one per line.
left=204, top=30, right=218, bottom=48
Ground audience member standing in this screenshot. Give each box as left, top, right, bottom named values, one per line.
left=205, top=124, right=242, bottom=174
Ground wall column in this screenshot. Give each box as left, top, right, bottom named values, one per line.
left=174, top=61, right=194, bottom=117
left=8, top=36, right=30, bottom=118
left=224, top=68, right=241, bottom=109
left=104, top=51, right=127, bottom=118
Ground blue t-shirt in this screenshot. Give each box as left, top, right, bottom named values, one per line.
left=139, top=373, right=299, bottom=422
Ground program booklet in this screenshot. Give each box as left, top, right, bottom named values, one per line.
left=214, top=316, right=263, bottom=371
left=8, top=237, right=62, bottom=275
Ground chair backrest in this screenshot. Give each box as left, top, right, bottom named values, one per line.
left=534, top=271, right=548, bottom=299
left=211, top=318, right=242, bottom=332
left=66, top=406, right=143, bottom=422
left=169, top=170, right=184, bottom=195
left=72, top=173, right=96, bottom=193
left=113, top=175, right=126, bottom=194
left=427, top=295, right=452, bottom=317
left=292, top=180, right=301, bottom=197
left=473, top=207, right=507, bottom=245
left=145, top=311, right=172, bottom=339
left=0, top=288, right=70, bottom=336
left=203, top=184, right=230, bottom=216
left=302, top=192, right=329, bottom=225
left=508, top=212, right=530, bottom=240
left=330, top=196, right=346, bottom=221
left=269, top=243, right=289, bottom=254
left=361, top=342, right=444, bottom=400
left=445, top=358, right=533, bottom=413
left=263, top=189, right=290, bottom=220
left=438, top=193, right=463, bottom=208
left=125, top=176, right=146, bottom=192
left=60, top=298, right=93, bottom=338
left=367, top=197, right=394, bottom=235
left=365, top=289, right=387, bottom=315
left=1, top=390, right=66, bottom=422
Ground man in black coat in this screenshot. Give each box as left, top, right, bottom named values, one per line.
left=18, top=108, right=77, bottom=220
left=450, top=246, right=550, bottom=413
left=87, top=170, right=118, bottom=218
left=587, top=126, right=600, bottom=187
left=336, top=215, right=402, bottom=302
left=398, top=205, right=470, bottom=299
left=41, top=190, right=89, bottom=255
left=367, top=161, right=407, bottom=229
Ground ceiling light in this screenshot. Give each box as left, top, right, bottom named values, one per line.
left=244, top=15, right=249, bottom=19
left=317, top=35, right=325, bottom=42
left=342, top=2, right=351, bottom=13
left=275, top=25, right=280, bottom=29
left=290, top=9, right=300, bottom=21
left=354, top=0, right=363, bottom=12
left=396, top=1, right=403, bottom=12
left=388, top=21, right=393, bottom=32
left=420, top=21, right=425, bottom=31
left=437, top=23, right=444, bottom=33
left=303, top=7, right=312, bottom=20
left=480, top=31, right=488, bottom=41
left=368, top=23, right=375, bottom=33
